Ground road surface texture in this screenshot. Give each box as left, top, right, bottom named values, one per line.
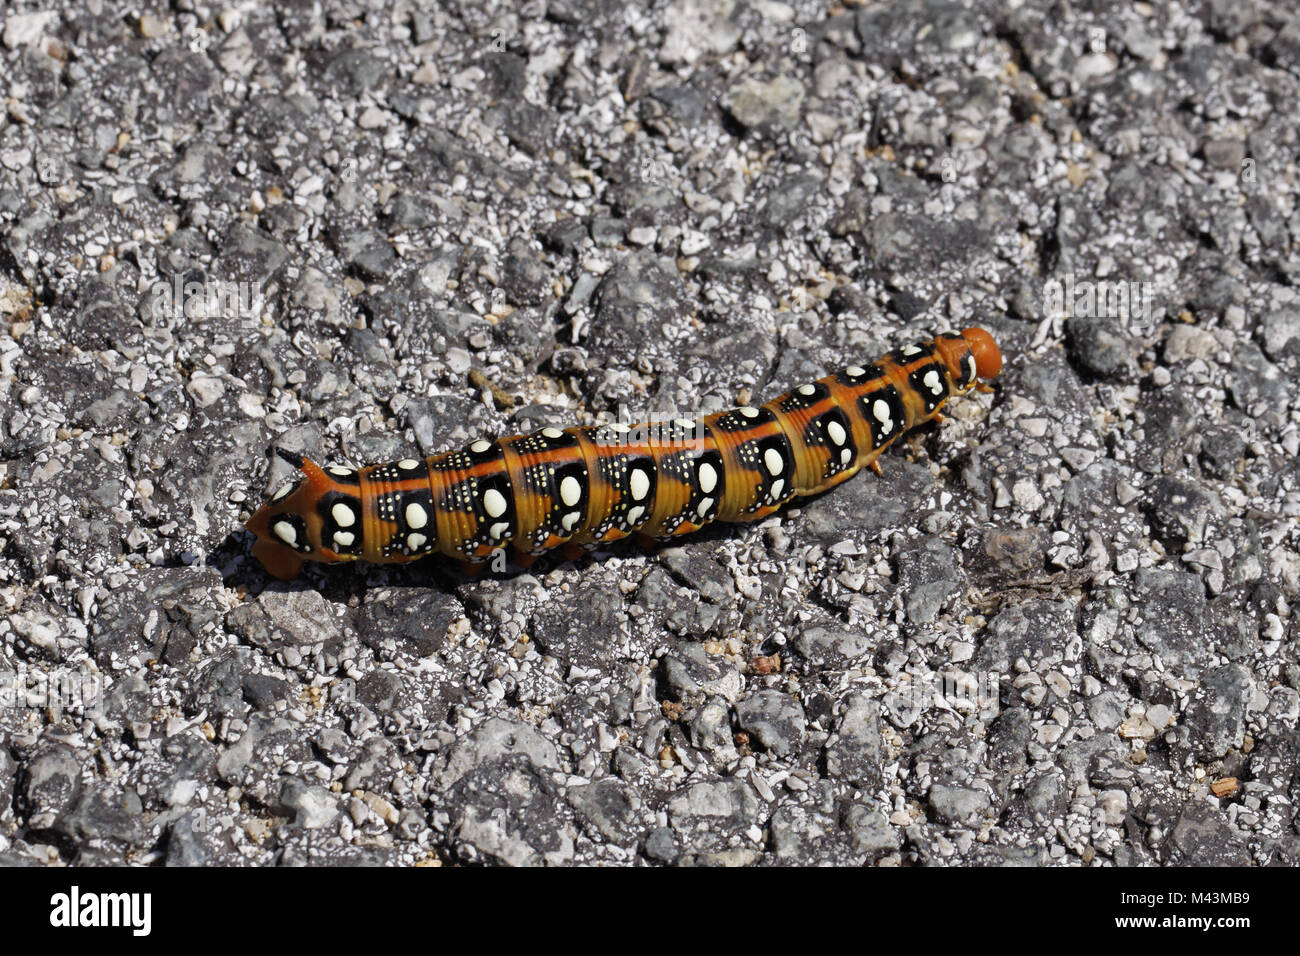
left=0, top=0, right=1297, bottom=865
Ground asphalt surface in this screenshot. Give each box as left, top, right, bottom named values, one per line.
left=0, top=0, right=1297, bottom=865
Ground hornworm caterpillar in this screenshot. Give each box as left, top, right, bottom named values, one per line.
left=245, top=328, right=1002, bottom=579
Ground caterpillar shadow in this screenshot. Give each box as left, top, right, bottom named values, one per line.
left=208, top=516, right=754, bottom=601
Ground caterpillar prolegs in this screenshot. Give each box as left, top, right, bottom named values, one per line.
left=245, top=328, right=1003, bottom=580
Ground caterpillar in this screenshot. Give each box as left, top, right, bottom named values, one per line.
left=245, top=328, right=1003, bottom=580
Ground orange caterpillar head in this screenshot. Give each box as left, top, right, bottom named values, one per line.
left=936, top=327, right=1003, bottom=390
left=245, top=451, right=357, bottom=579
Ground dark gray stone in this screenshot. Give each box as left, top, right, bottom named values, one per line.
left=438, top=718, right=561, bottom=790
left=1186, top=664, right=1252, bottom=759
left=823, top=692, right=883, bottom=790
left=668, top=778, right=763, bottom=831
left=215, top=716, right=313, bottom=804
left=792, top=625, right=873, bottom=666
left=1199, top=426, right=1246, bottom=479
left=896, top=537, right=964, bottom=624
left=448, top=757, right=575, bottom=866
left=1162, top=800, right=1252, bottom=866
left=355, top=670, right=404, bottom=714
left=1131, top=568, right=1208, bottom=670
left=278, top=778, right=340, bottom=829
left=56, top=784, right=144, bottom=846
left=1144, top=475, right=1222, bottom=550
left=566, top=779, right=643, bottom=845
left=531, top=584, right=631, bottom=668
left=589, top=249, right=688, bottom=355
left=735, top=690, right=806, bottom=757
left=23, top=747, right=83, bottom=829
left=358, top=588, right=461, bottom=656
left=165, top=814, right=209, bottom=867
left=976, top=600, right=1075, bottom=671
left=1066, top=316, right=1136, bottom=379
left=501, top=237, right=549, bottom=306
left=929, top=784, right=991, bottom=827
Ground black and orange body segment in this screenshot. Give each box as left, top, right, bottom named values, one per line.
left=245, top=328, right=1003, bottom=579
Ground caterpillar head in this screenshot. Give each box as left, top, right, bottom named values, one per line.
left=937, top=327, right=1002, bottom=390
left=245, top=451, right=338, bottom=580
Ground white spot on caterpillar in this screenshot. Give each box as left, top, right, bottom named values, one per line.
left=333, top=531, right=355, bottom=548
left=542, top=427, right=563, bottom=439
left=696, top=496, right=713, bottom=517
left=629, top=468, right=650, bottom=501
left=797, top=384, right=816, bottom=396
left=407, top=532, right=427, bottom=551
left=489, top=522, right=509, bottom=539
left=470, top=439, right=492, bottom=453
left=332, top=502, right=356, bottom=527
left=826, top=420, right=847, bottom=445
left=769, top=478, right=785, bottom=501
left=924, top=369, right=943, bottom=396
left=739, top=406, right=760, bottom=418
left=673, top=418, right=695, bottom=429
left=964, top=354, right=976, bottom=384
left=698, top=462, right=718, bottom=494
left=561, top=511, right=582, bottom=532
left=271, top=482, right=296, bottom=503
left=625, top=505, right=645, bottom=526
left=845, top=365, right=866, bottom=377
left=764, top=447, right=784, bottom=476
left=483, top=488, right=507, bottom=518
left=902, top=344, right=922, bottom=357
left=273, top=520, right=298, bottom=546
left=873, top=399, right=893, bottom=435
left=559, top=475, right=582, bottom=507
left=326, top=465, right=354, bottom=478
left=405, top=501, right=428, bottom=529
left=398, top=458, right=420, bottom=469
left=840, top=448, right=852, bottom=465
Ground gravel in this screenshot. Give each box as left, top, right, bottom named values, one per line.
left=1, top=0, right=1298, bottom=866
